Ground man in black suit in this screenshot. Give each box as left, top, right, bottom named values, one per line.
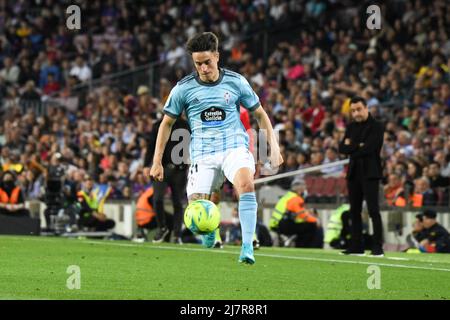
left=338, top=96, right=385, bottom=256
left=143, top=116, right=190, bottom=244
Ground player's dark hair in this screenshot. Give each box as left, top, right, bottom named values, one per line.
left=349, top=96, right=367, bottom=106
left=186, top=32, right=219, bottom=54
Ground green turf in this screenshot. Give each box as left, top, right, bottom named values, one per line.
left=1, top=235, right=449, bottom=300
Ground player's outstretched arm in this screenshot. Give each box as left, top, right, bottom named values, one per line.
left=253, top=105, right=284, bottom=168
left=147, top=115, right=176, bottom=181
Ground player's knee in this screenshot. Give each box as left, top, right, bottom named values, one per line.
left=236, top=181, right=255, bottom=195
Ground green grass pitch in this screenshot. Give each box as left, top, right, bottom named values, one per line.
left=1, top=235, right=449, bottom=300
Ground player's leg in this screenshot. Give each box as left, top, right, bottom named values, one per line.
left=186, top=160, right=223, bottom=248
left=223, top=148, right=257, bottom=264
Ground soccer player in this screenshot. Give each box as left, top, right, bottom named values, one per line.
left=148, top=32, right=283, bottom=265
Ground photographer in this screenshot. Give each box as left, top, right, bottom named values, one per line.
left=269, top=180, right=321, bottom=248
left=43, top=153, right=68, bottom=230
left=77, top=175, right=115, bottom=231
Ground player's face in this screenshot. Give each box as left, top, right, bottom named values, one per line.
left=192, top=51, right=219, bottom=82
left=350, top=102, right=369, bottom=122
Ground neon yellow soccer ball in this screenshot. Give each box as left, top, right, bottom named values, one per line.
left=184, top=200, right=221, bottom=235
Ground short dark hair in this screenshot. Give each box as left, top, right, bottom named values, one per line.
left=186, top=32, right=219, bottom=54
left=423, top=209, right=437, bottom=219
left=349, top=96, right=367, bottom=106
left=415, top=213, right=424, bottom=222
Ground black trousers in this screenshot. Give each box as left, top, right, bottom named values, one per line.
left=153, top=165, right=187, bottom=238
left=78, top=212, right=116, bottom=231
left=347, top=178, right=383, bottom=250
left=278, top=218, right=318, bottom=248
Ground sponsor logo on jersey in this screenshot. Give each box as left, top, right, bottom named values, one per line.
left=201, top=107, right=226, bottom=126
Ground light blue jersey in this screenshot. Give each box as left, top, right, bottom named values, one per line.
left=163, top=68, right=260, bottom=162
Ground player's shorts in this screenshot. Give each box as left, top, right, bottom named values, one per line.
left=186, top=147, right=255, bottom=197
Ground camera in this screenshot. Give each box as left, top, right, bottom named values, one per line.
left=43, top=164, right=72, bottom=234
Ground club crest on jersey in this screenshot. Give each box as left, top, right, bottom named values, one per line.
left=224, top=92, right=231, bottom=105
left=201, top=107, right=226, bottom=126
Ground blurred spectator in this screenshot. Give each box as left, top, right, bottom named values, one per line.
left=418, top=209, right=450, bottom=253
left=384, top=173, right=407, bottom=207
left=77, top=175, right=115, bottom=231
left=410, top=177, right=438, bottom=207
left=321, top=147, right=343, bottom=176
left=324, top=204, right=351, bottom=249
left=133, top=186, right=158, bottom=242
left=269, top=180, right=321, bottom=248
left=43, top=73, right=61, bottom=96
left=22, top=170, right=43, bottom=200
left=20, top=80, right=41, bottom=103
left=0, top=57, right=20, bottom=85
left=136, top=85, right=158, bottom=116
left=405, top=213, right=428, bottom=252
left=427, top=162, right=450, bottom=188
left=69, top=56, right=92, bottom=83
left=39, top=58, right=61, bottom=89
left=0, top=171, right=30, bottom=217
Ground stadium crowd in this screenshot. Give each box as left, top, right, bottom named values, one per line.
left=0, top=0, right=450, bottom=212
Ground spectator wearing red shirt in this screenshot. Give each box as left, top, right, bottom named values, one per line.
left=43, top=73, right=60, bottom=96
left=302, top=93, right=325, bottom=134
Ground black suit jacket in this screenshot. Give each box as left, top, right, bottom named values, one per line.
left=338, top=114, right=384, bottom=180
left=144, top=117, right=191, bottom=168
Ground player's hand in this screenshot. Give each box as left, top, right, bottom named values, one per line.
left=149, top=163, right=164, bottom=182
left=344, top=138, right=351, bottom=145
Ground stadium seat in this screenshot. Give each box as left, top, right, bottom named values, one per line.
left=322, top=177, right=338, bottom=203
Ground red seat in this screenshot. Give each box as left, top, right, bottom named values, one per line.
left=322, top=177, right=337, bottom=196
left=336, top=177, right=348, bottom=196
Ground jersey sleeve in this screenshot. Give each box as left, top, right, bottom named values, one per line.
left=163, top=83, right=185, bottom=118
left=239, top=76, right=260, bottom=112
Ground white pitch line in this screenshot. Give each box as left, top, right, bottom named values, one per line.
left=84, top=241, right=450, bottom=273
left=385, top=257, right=410, bottom=261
